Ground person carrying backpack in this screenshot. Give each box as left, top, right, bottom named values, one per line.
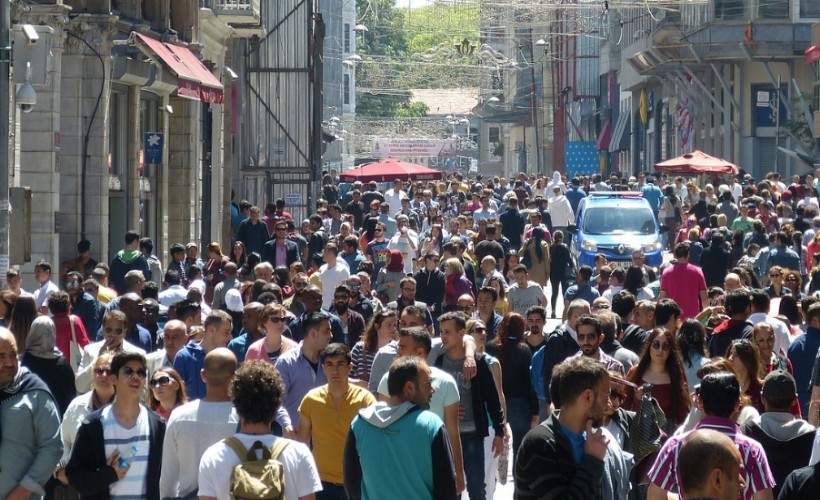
left=198, top=360, right=321, bottom=500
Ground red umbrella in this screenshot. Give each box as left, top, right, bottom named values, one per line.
left=340, top=158, right=444, bottom=183
left=654, top=150, right=738, bottom=175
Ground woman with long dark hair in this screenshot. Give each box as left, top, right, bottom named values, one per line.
left=485, top=313, right=537, bottom=463
left=230, top=240, right=247, bottom=267
left=677, top=319, right=710, bottom=390
left=548, top=231, right=573, bottom=319
left=350, top=310, right=398, bottom=384
left=0, top=290, right=17, bottom=327
left=9, top=295, right=37, bottom=355
left=518, top=226, right=551, bottom=287
left=726, top=339, right=764, bottom=413
left=626, top=328, right=691, bottom=431
left=622, top=266, right=654, bottom=301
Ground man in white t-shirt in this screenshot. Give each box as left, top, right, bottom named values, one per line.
left=160, top=348, right=240, bottom=499
left=383, top=179, right=408, bottom=218
left=508, top=265, right=548, bottom=315
left=318, top=243, right=350, bottom=310
left=198, top=359, right=322, bottom=500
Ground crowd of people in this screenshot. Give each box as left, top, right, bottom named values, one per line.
left=3, top=168, right=820, bottom=499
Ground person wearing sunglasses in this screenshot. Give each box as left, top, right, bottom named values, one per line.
left=75, top=310, right=147, bottom=393
left=66, top=351, right=166, bottom=499
left=146, top=367, right=188, bottom=421
left=56, top=353, right=116, bottom=489
left=246, top=303, right=297, bottom=365
left=625, top=328, right=691, bottom=432
left=764, top=265, right=793, bottom=298
left=601, top=372, right=635, bottom=453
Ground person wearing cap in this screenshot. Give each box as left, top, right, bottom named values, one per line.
left=183, top=242, right=205, bottom=274
left=740, top=370, right=815, bottom=497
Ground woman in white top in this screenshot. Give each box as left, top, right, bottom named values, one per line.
left=54, top=352, right=116, bottom=486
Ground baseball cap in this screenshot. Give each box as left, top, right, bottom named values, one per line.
left=186, top=242, right=198, bottom=250
left=225, top=288, right=244, bottom=313
left=762, top=370, right=796, bottom=400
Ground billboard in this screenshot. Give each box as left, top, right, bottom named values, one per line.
left=372, top=138, right=457, bottom=158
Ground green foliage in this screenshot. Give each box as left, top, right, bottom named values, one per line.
left=777, top=97, right=819, bottom=156
left=355, top=0, right=480, bottom=117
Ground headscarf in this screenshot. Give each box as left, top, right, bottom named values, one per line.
left=386, top=249, right=404, bottom=273
left=26, top=316, right=61, bottom=359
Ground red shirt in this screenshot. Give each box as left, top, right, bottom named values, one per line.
left=52, top=312, right=91, bottom=359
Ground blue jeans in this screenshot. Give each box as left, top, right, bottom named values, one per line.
left=506, top=397, right=532, bottom=464
left=317, top=482, right=346, bottom=500
left=460, top=430, right=486, bottom=500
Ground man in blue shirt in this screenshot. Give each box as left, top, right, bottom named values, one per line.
left=174, top=310, right=234, bottom=400
left=788, top=301, right=820, bottom=416
left=641, top=176, right=663, bottom=217
left=564, top=177, right=587, bottom=215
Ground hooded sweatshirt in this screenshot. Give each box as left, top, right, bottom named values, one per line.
left=741, top=412, right=816, bottom=497
left=344, top=401, right=456, bottom=500
left=108, top=248, right=151, bottom=295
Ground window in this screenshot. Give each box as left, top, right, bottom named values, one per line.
left=489, top=127, right=500, bottom=143
left=714, top=0, right=745, bottom=20
left=344, top=74, right=350, bottom=105
left=801, top=0, right=820, bottom=18
left=344, top=23, right=351, bottom=53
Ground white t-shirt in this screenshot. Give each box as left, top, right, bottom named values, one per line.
left=101, top=404, right=150, bottom=499
left=377, top=365, right=460, bottom=420
left=198, top=434, right=322, bottom=500
left=160, top=400, right=240, bottom=499
left=319, top=261, right=350, bottom=310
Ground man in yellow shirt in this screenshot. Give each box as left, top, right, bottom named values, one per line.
left=297, top=343, right=376, bottom=500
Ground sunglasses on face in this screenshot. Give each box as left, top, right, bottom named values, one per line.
left=149, top=375, right=172, bottom=388
left=473, top=327, right=486, bottom=333
left=651, top=341, right=672, bottom=352
left=66, top=281, right=80, bottom=288
left=458, top=305, right=473, bottom=312
left=121, top=366, right=148, bottom=379
left=267, top=316, right=287, bottom=324
left=105, top=327, right=124, bottom=335
left=770, top=273, right=781, bottom=278
left=610, top=389, right=626, bottom=403
left=334, top=295, right=350, bottom=300
left=94, top=367, right=112, bottom=376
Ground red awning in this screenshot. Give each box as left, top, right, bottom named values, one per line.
left=340, top=159, right=444, bottom=183
left=135, top=33, right=224, bottom=104
left=807, top=45, right=820, bottom=64
left=596, top=120, right=612, bottom=151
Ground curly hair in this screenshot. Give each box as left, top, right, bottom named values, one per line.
left=628, top=328, right=691, bottom=424
left=494, top=312, right=526, bottom=349
left=230, top=360, right=284, bottom=424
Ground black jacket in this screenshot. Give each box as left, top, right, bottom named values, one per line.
left=541, top=325, right=580, bottom=404
left=741, top=420, right=815, bottom=498
left=65, top=406, right=165, bottom=500
left=514, top=413, right=604, bottom=499
left=261, top=238, right=300, bottom=269
left=414, top=268, right=446, bottom=314
left=499, top=208, right=527, bottom=250
left=434, top=352, right=504, bottom=438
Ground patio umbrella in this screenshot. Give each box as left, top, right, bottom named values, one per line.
left=654, top=150, right=739, bottom=175
left=340, top=158, right=444, bottom=183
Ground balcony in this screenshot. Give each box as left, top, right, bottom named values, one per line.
left=205, top=0, right=264, bottom=37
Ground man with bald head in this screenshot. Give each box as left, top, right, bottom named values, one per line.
left=160, top=348, right=240, bottom=499
left=723, top=273, right=745, bottom=293
left=678, top=429, right=745, bottom=500
left=147, top=319, right=188, bottom=376
left=0, top=328, right=62, bottom=499
left=227, top=302, right=265, bottom=363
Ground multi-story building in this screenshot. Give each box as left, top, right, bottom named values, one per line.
left=600, top=0, right=817, bottom=178
left=8, top=0, right=263, bottom=281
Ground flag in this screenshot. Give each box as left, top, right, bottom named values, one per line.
left=639, top=89, right=648, bottom=125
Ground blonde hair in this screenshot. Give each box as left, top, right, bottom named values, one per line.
left=444, top=258, right=464, bottom=276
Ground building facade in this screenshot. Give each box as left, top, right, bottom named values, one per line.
left=9, top=0, right=262, bottom=281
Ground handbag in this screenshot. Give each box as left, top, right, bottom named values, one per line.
left=68, top=316, right=83, bottom=373
left=628, top=383, right=667, bottom=465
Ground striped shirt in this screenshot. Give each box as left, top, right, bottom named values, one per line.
left=647, top=416, right=775, bottom=499
left=350, top=340, right=377, bottom=381
left=101, top=404, right=150, bottom=499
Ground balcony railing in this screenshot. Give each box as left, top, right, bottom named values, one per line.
left=204, top=0, right=263, bottom=36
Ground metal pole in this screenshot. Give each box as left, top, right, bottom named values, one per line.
left=775, top=74, right=780, bottom=173
left=311, top=7, right=324, bottom=208
left=0, top=1, right=10, bottom=276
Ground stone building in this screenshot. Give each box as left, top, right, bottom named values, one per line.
left=9, top=0, right=262, bottom=281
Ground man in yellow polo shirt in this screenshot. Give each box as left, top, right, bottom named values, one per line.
left=297, top=343, right=376, bottom=500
